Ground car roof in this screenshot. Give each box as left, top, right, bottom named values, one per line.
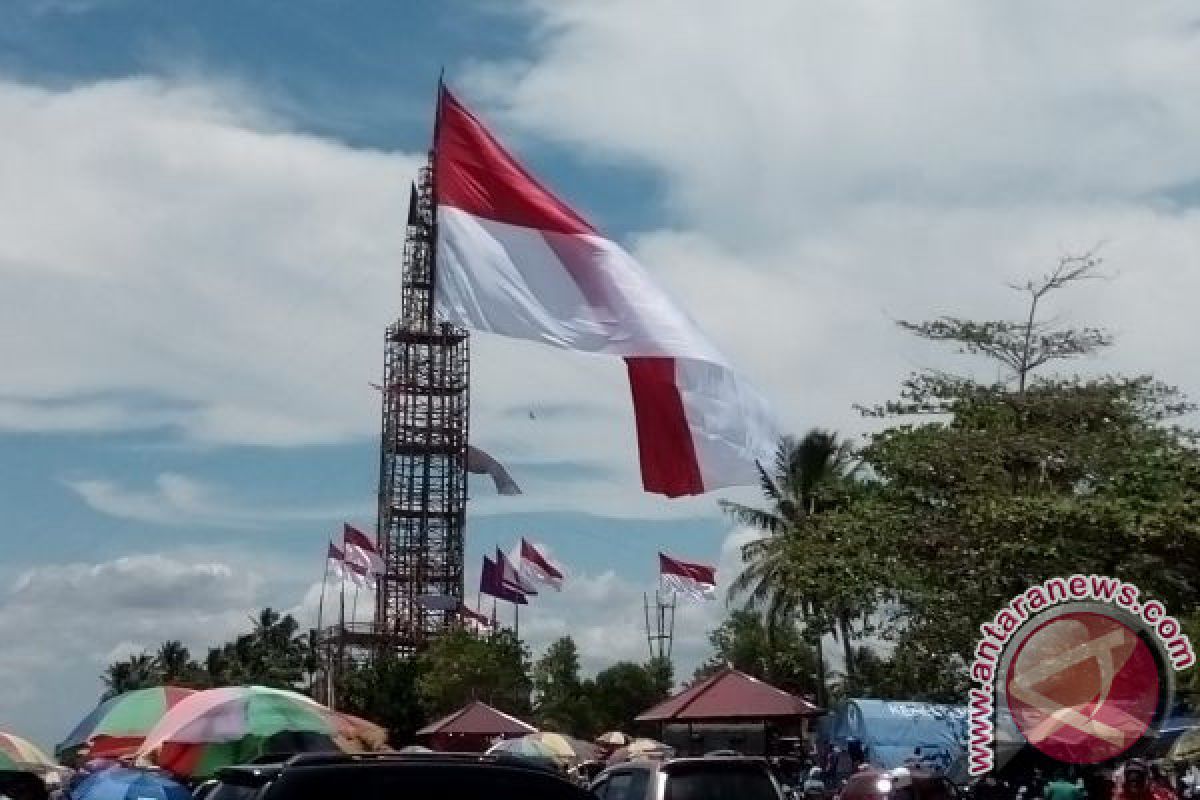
left=218, top=752, right=571, bottom=788
left=597, top=756, right=771, bottom=779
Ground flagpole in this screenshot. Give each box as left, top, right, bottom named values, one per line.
left=514, top=601, right=520, bottom=640
left=316, top=545, right=331, bottom=635
left=351, top=584, right=359, bottom=628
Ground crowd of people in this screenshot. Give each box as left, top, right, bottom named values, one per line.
left=974, top=761, right=1200, bottom=800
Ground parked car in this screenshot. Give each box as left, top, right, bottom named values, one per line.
left=592, top=756, right=787, bottom=800
left=204, top=752, right=594, bottom=800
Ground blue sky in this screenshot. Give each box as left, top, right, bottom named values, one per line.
left=0, top=0, right=732, bottom=746
left=4, top=0, right=1200, bottom=748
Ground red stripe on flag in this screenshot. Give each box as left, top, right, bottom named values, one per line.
left=521, top=539, right=564, bottom=580
left=659, top=552, right=717, bottom=585
left=343, top=524, right=378, bottom=554
left=436, top=87, right=595, bottom=235
left=627, top=357, right=704, bottom=497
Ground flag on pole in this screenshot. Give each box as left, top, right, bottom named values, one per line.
left=327, top=542, right=375, bottom=589
left=480, top=555, right=528, bottom=605
left=496, top=548, right=538, bottom=597
left=432, top=86, right=778, bottom=498
left=345, top=558, right=376, bottom=590
left=516, top=538, right=565, bottom=591
left=343, top=524, right=384, bottom=577
left=659, top=552, right=717, bottom=601
left=327, top=542, right=350, bottom=579
left=458, top=603, right=494, bottom=629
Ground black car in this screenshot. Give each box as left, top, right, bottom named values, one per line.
left=206, top=752, right=595, bottom=800
left=592, top=757, right=788, bottom=800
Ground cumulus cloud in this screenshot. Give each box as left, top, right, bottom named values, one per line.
left=0, top=552, right=269, bottom=747
left=0, top=76, right=421, bottom=446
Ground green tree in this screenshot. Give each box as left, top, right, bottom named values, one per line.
left=417, top=627, right=533, bottom=718
left=532, top=636, right=593, bottom=734
left=200, top=608, right=310, bottom=688
left=587, top=660, right=672, bottom=734
left=339, top=653, right=425, bottom=745
left=101, top=652, right=159, bottom=698
left=858, top=254, right=1200, bottom=689
left=155, top=640, right=205, bottom=686
left=694, top=609, right=820, bottom=698
left=722, top=430, right=873, bottom=704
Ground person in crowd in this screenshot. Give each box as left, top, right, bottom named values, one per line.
left=1116, top=759, right=1177, bottom=800
left=1151, top=763, right=1179, bottom=800
left=970, top=771, right=1009, bottom=800
left=1083, top=766, right=1116, bottom=800
left=891, top=767, right=917, bottom=800
left=1044, top=769, right=1084, bottom=800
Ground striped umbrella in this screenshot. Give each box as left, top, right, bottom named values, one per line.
left=525, top=733, right=600, bottom=765
left=58, top=687, right=197, bottom=764
left=486, top=737, right=560, bottom=765
left=595, top=731, right=631, bottom=748
left=72, top=767, right=191, bottom=800
left=607, top=737, right=674, bottom=764
left=488, top=733, right=599, bottom=767
left=136, top=687, right=346, bottom=778
left=0, top=732, right=57, bottom=772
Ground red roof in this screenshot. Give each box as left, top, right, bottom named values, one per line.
left=416, top=701, right=537, bottom=737
left=636, top=668, right=824, bottom=723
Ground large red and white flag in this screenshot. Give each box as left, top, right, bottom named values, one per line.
left=659, top=552, right=717, bottom=601
left=516, top=538, right=565, bottom=591
left=433, top=87, right=778, bottom=498
left=343, top=524, right=384, bottom=577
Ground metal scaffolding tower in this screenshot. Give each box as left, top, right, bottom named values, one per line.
left=374, top=157, right=470, bottom=655
left=314, top=154, right=469, bottom=703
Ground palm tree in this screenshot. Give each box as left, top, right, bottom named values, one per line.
left=156, top=640, right=198, bottom=685
left=722, top=430, right=857, bottom=705
left=102, top=652, right=160, bottom=698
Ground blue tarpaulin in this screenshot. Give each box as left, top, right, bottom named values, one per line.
left=820, top=699, right=968, bottom=777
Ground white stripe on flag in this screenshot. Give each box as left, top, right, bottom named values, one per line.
left=661, top=572, right=716, bottom=602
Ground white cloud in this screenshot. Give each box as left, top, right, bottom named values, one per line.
left=457, top=0, right=1200, bottom=445
left=0, top=552, right=272, bottom=748
left=62, top=472, right=369, bottom=528
left=0, top=76, right=421, bottom=446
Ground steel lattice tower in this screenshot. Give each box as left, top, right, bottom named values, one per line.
left=373, top=157, right=470, bottom=655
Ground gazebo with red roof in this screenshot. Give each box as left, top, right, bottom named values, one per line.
left=636, top=667, right=824, bottom=755
left=416, top=700, right=537, bottom=752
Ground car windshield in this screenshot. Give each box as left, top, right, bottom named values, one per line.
left=665, top=765, right=779, bottom=800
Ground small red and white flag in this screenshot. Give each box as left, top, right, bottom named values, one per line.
left=433, top=86, right=778, bottom=498
left=327, top=542, right=376, bottom=590
left=345, top=557, right=376, bottom=590
left=515, top=538, right=565, bottom=591
left=497, top=548, right=538, bottom=597
left=458, top=603, right=494, bottom=630
left=659, top=552, right=717, bottom=601
left=327, top=542, right=349, bottom=578
left=343, top=524, right=384, bottom=577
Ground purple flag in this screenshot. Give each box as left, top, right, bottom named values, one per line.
left=480, top=555, right=527, bottom=605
